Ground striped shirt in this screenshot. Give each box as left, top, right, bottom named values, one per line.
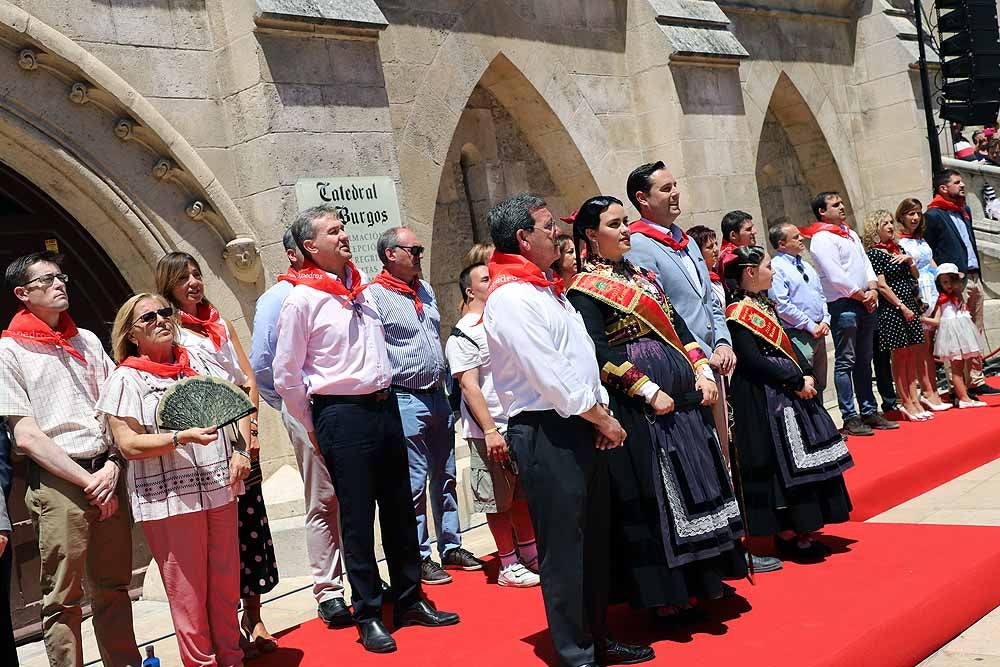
left=367, top=280, right=446, bottom=390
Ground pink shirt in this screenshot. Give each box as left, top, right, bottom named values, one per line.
left=273, top=269, right=392, bottom=432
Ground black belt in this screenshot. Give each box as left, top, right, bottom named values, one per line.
left=73, top=452, right=109, bottom=473
left=392, top=385, right=441, bottom=395
left=313, top=390, right=392, bottom=406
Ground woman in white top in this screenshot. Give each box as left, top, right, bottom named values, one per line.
left=97, top=293, right=251, bottom=667
left=895, top=198, right=950, bottom=412
left=157, top=252, right=278, bottom=656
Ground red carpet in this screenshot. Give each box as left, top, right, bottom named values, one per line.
left=845, top=378, right=1000, bottom=520
left=255, top=522, right=1000, bottom=667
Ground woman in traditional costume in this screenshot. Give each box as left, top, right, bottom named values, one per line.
left=725, top=245, right=853, bottom=562
left=566, top=196, right=746, bottom=619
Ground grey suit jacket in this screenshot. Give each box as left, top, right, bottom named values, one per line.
left=626, top=227, right=731, bottom=356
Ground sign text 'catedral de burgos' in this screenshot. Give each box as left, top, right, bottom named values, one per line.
left=295, top=177, right=402, bottom=279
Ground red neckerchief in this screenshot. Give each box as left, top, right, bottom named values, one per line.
left=628, top=219, right=690, bottom=252
left=708, top=270, right=722, bottom=284
left=278, top=259, right=366, bottom=305
left=873, top=241, right=902, bottom=255
left=178, top=301, right=228, bottom=352
left=927, top=195, right=972, bottom=222
left=801, top=222, right=852, bottom=239
left=120, top=345, right=198, bottom=379
left=487, top=251, right=564, bottom=299
left=937, top=293, right=964, bottom=309
left=1, top=307, right=86, bottom=364
left=371, top=270, right=423, bottom=315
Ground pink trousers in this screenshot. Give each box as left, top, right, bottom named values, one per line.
left=142, top=502, right=243, bottom=667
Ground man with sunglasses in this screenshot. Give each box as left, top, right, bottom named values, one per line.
left=768, top=223, right=831, bottom=401
left=0, top=252, right=139, bottom=667
left=367, top=227, right=483, bottom=585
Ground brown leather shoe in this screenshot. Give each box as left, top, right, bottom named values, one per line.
left=840, top=416, right=873, bottom=437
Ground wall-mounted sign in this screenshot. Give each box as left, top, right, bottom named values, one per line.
left=295, top=177, right=401, bottom=279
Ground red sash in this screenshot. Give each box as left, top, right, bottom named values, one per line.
left=800, top=222, right=852, bottom=239
left=278, top=259, right=366, bottom=304
left=120, top=345, right=199, bottom=379
left=371, top=270, right=423, bottom=315
left=178, top=302, right=228, bottom=352
left=1, top=307, right=86, bottom=364
left=569, top=271, right=693, bottom=370
left=628, top=219, right=690, bottom=252
left=487, top=251, right=564, bottom=299
left=927, top=195, right=972, bottom=222
left=726, top=298, right=800, bottom=369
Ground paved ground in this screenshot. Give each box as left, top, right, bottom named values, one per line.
left=16, top=457, right=1000, bottom=666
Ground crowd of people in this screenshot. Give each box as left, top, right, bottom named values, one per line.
left=0, top=161, right=993, bottom=667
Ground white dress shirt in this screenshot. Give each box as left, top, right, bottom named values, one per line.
left=484, top=281, right=606, bottom=419
left=0, top=328, right=115, bottom=458
left=273, top=268, right=392, bottom=432
left=809, top=228, right=877, bottom=302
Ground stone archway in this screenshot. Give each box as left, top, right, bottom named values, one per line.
left=429, top=54, right=601, bottom=327
left=755, top=72, right=855, bottom=230
left=0, top=3, right=262, bottom=320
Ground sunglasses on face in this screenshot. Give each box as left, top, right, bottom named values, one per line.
left=132, top=307, right=174, bottom=327
left=394, top=245, right=425, bottom=257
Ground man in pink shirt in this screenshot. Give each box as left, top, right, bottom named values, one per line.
left=273, top=205, right=459, bottom=654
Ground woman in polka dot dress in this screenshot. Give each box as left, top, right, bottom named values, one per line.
left=157, top=252, right=280, bottom=657
left=861, top=211, right=926, bottom=421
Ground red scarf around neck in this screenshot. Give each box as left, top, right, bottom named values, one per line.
left=178, top=301, right=228, bottom=352
left=628, top=219, right=690, bottom=252
left=873, top=241, right=902, bottom=255
left=927, top=195, right=971, bottom=221
left=937, top=292, right=964, bottom=309
left=801, top=222, right=852, bottom=239
left=278, top=259, right=366, bottom=305
left=708, top=269, right=722, bottom=284
left=487, top=251, right=564, bottom=299
left=371, top=270, right=423, bottom=315
left=1, top=307, right=86, bottom=364
left=120, top=345, right=198, bottom=379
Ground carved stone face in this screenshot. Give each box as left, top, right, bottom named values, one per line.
left=223, top=238, right=261, bottom=282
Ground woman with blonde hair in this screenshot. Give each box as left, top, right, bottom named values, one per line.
left=156, top=252, right=278, bottom=656
left=861, top=210, right=926, bottom=420
left=895, top=198, right=949, bottom=411
left=96, top=293, right=251, bottom=667
left=463, top=242, right=495, bottom=267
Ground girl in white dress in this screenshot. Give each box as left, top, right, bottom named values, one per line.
left=924, top=264, right=988, bottom=408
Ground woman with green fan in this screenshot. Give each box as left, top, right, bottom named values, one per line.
left=96, top=293, right=252, bottom=667
left=157, top=251, right=280, bottom=658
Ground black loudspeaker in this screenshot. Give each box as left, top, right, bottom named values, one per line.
left=936, top=0, right=1000, bottom=125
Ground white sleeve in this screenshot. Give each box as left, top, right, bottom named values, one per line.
left=274, top=294, right=314, bottom=432
left=444, top=334, right=483, bottom=375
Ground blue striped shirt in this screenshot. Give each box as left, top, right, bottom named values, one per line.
left=367, top=279, right=446, bottom=390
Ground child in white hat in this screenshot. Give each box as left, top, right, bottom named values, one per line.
left=923, top=263, right=989, bottom=408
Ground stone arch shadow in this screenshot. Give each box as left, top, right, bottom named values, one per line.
left=754, top=72, right=857, bottom=231
left=427, top=52, right=601, bottom=326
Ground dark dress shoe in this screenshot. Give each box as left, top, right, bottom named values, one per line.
left=970, top=384, right=1000, bottom=396
left=318, top=598, right=353, bottom=628
left=775, top=536, right=827, bottom=562
left=748, top=553, right=783, bottom=572
left=598, top=638, right=655, bottom=665
left=394, top=600, right=460, bottom=628
left=357, top=619, right=396, bottom=653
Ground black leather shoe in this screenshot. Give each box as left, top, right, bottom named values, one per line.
left=599, top=638, right=655, bottom=665
left=357, top=619, right=396, bottom=653
left=747, top=553, right=783, bottom=573
left=775, top=536, right=827, bottom=562
left=970, top=384, right=1000, bottom=396
left=318, top=598, right=353, bottom=628
left=394, top=599, right=460, bottom=628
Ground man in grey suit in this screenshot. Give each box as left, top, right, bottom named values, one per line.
left=624, top=161, right=782, bottom=574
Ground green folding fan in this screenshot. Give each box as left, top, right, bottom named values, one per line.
left=156, top=375, right=257, bottom=431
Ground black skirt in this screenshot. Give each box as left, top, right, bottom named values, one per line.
left=238, top=459, right=279, bottom=596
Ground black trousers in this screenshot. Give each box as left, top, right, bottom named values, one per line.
left=313, top=393, right=422, bottom=622
left=507, top=410, right=610, bottom=667
left=873, top=330, right=898, bottom=411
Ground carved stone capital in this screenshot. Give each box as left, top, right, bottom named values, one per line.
left=223, top=237, right=262, bottom=283
left=69, top=82, right=90, bottom=105
left=17, top=48, right=38, bottom=70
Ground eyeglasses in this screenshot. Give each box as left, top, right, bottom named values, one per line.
left=131, top=307, right=174, bottom=327
left=393, top=245, right=425, bottom=257
left=531, top=222, right=558, bottom=233
left=22, top=273, right=68, bottom=288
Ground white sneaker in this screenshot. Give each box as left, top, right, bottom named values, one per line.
left=498, top=562, right=541, bottom=588
left=958, top=399, right=988, bottom=408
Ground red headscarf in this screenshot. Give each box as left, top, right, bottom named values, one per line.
left=2, top=307, right=86, bottom=364
left=119, top=345, right=199, bottom=379
left=278, top=259, right=367, bottom=304
left=371, top=270, right=423, bottom=315
left=178, top=301, right=228, bottom=352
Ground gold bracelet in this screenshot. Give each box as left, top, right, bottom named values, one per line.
left=483, top=427, right=499, bottom=436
